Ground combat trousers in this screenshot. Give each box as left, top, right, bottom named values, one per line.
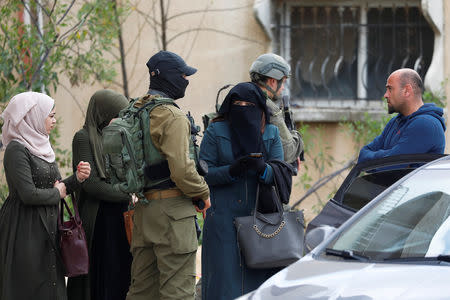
left=126, top=190, right=198, bottom=300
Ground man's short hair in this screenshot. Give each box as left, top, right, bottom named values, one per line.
left=399, top=70, right=424, bottom=97
left=250, top=72, right=270, bottom=84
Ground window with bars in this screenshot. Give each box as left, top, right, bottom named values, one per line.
left=275, top=3, right=435, bottom=103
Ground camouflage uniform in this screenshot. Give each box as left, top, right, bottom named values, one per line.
left=127, top=101, right=209, bottom=300
left=266, top=98, right=304, bottom=163
left=250, top=53, right=304, bottom=164
left=127, top=50, right=209, bottom=300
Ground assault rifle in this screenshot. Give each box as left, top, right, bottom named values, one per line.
left=282, top=94, right=295, bottom=131
left=187, top=111, right=208, bottom=177
left=187, top=111, right=208, bottom=227
left=282, top=94, right=304, bottom=175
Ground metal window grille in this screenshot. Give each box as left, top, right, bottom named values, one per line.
left=276, top=5, right=434, bottom=102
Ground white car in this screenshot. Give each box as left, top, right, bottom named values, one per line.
left=237, top=155, right=450, bottom=300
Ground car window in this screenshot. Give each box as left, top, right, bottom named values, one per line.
left=341, top=168, right=413, bottom=211
left=327, top=168, right=450, bottom=261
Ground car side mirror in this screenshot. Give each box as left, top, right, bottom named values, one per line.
left=305, top=225, right=336, bottom=252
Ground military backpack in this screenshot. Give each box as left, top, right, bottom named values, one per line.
left=102, top=95, right=174, bottom=200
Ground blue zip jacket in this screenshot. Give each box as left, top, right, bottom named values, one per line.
left=358, top=103, right=446, bottom=163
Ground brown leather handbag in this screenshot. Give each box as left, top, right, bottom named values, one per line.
left=123, top=201, right=135, bottom=245
left=58, top=196, right=89, bottom=277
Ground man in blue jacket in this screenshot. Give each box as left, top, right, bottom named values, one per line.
left=358, top=68, right=446, bottom=163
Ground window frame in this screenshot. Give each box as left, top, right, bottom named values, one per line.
left=271, top=0, right=442, bottom=122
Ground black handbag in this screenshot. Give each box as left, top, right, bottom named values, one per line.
left=234, top=178, right=305, bottom=269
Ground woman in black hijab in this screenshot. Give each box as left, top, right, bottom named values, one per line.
left=199, top=82, right=284, bottom=300
left=67, top=89, right=132, bottom=300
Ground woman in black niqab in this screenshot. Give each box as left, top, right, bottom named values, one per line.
left=218, top=82, right=270, bottom=159
left=199, top=82, right=284, bottom=299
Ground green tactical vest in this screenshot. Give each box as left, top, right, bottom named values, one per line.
left=131, top=95, right=200, bottom=190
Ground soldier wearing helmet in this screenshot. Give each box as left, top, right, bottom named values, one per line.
left=250, top=53, right=304, bottom=165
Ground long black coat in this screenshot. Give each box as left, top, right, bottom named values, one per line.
left=67, top=129, right=131, bottom=300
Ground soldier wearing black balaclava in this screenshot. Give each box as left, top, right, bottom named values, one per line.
left=126, top=51, right=210, bottom=300
left=146, top=50, right=195, bottom=100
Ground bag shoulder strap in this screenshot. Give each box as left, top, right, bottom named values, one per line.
left=136, top=96, right=176, bottom=188
left=58, top=195, right=82, bottom=229
left=133, top=95, right=175, bottom=114
left=254, top=178, right=284, bottom=224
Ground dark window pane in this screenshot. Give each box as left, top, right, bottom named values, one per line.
left=290, top=6, right=358, bottom=99
left=366, top=7, right=434, bottom=99
left=284, top=5, right=434, bottom=101
left=342, top=169, right=414, bottom=210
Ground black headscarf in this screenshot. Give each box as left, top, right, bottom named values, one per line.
left=218, top=82, right=270, bottom=159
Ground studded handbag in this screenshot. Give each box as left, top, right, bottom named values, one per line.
left=234, top=178, right=305, bottom=269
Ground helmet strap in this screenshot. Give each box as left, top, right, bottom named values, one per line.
left=261, top=79, right=283, bottom=101
left=274, top=79, right=284, bottom=100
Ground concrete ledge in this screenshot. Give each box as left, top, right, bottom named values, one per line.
left=291, top=105, right=386, bottom=123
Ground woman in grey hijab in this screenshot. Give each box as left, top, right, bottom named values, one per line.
left=67, top=89, right=131, bottom=300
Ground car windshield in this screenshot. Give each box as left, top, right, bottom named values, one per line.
left=326, top=165, right=450, bottom=261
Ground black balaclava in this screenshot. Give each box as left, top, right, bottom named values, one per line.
left=146, top=51, right=197, bottom=100
left=218, top=82, right=270, bottom=159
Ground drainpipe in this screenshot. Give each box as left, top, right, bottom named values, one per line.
left=357, top=3, right=368, bottom=100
